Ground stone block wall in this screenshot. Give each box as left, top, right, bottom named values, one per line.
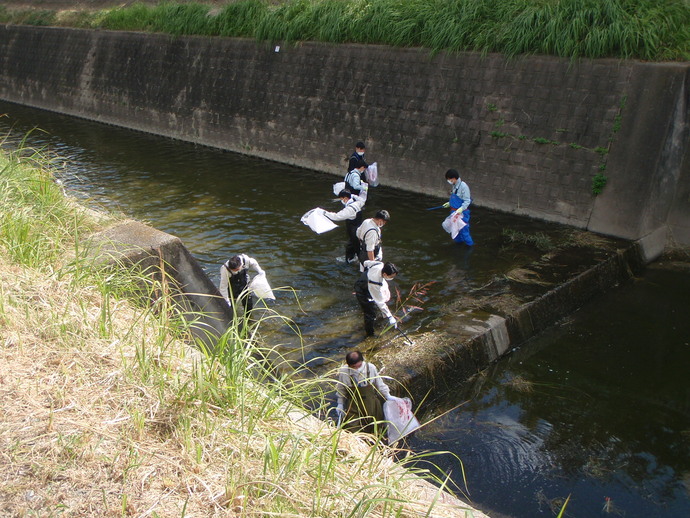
left=1, top=25, right=688, bottom=246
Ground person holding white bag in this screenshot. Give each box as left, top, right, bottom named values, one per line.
left=219, top=254, right=273, bottom=315
left=347, top=141, right=367, bottom=176
left=442, top=168, right=474, bottom=246
left=322, top=186, right=368, bottom=263
left=335, top=350, right=403, bottom=436
left=344, top=159, right=368, bottom=195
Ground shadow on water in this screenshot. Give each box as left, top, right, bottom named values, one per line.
left=3, top=101, right=689, bottom=518
left=411, top=265, right=690, bottom=518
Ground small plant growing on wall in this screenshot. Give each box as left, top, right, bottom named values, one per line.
left=592, top=172, right=608, bottom=195
left=610, top=96, right=627, bottom=139
left=533, top=137, right=559, bottom=145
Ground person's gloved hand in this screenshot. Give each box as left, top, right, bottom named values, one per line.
left=388, top=316, right=397, bottom=328
left=442, top=202, right=450, bottom=208
left=455, top=207, right=464, bottom=215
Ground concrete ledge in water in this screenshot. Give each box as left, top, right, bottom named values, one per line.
left=374, top=234, right=645, bottom=403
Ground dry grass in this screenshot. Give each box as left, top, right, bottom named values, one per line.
left=0, top=253, right=476, bottom=517
left=0, top=143, right=484, bottom=517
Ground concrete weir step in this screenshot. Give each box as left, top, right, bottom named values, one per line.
left=373, top=233, right=646, bottom=403
left=85, top=220, right=233, bottom=349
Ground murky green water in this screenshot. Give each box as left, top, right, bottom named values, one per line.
left=2, top=100, right=688, bottom=517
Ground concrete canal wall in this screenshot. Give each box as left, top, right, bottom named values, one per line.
left=0, top=25, right=689, bottom=252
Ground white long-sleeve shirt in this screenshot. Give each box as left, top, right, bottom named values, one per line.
left=361, top=260, right=393, bottom=320
left=218, top=254, right=264, bottom=304
left=336, top=361, right=392, bottom=407
left=322, top=191, right=367, bottom=222
left=356, top=218, right=382, bottom=259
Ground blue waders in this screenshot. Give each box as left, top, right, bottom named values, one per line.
left=449, top=193, right=474, bottom=246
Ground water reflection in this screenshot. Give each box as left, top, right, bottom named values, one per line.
left=412, top=266, right=690, bottom=518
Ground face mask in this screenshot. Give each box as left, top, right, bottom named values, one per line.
left=357, top=151, right=364, bottom=156
left=447, top=180, right=454, bottom=185
left=341, top=199, right=348, bottom=206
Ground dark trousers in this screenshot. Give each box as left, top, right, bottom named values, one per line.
left=229, top=277, right=253, bottom=315
left=345, top=215, right=362, bottom=261
left=356, top=293, right=378, bottom=336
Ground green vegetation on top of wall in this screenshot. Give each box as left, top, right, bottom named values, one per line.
left=1, top=0, right=689, bottom=61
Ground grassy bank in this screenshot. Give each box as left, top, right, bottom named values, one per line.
left=0, top=140, right=479, bottom=516
left=1, top=0, right=688, bottom=61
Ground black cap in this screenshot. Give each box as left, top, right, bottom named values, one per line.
left=375, top=210, right=390, bottom=221
left=355, top=141, right=366, bottom=149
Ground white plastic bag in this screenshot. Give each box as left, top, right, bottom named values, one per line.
left=366, top=162, right=379, bottom=187
left=248, top=272, right=275, bottom=300
left=383, top=397, right=420, bottom=443
left=332, top=181, right=346, bottom=196
left=441, top=213, right=467, bottom=239
left=301, top=208, right=338, bottom=234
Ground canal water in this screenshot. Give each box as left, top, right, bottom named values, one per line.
left=1, top=100, right=688, bottom=518
left=411, top=263, right=690, bottom=518
left=0, top=100, right=568, bottom=367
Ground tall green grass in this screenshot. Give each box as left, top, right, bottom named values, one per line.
left=0, top=134, right=95, bottom=268
left=2, top=0, right=688, bottom=60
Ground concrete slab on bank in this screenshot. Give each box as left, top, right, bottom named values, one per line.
left=85, top=220, right=233, bottom=348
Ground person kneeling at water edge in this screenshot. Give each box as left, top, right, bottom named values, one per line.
left=354, top=261, right=398, bottom=337
left=443, top=168, right=474, bottom=246
left=335, top=350, right=401, bottom=435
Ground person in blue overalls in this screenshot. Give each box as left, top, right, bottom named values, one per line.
left=443, top=168, right=474, bottom=246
